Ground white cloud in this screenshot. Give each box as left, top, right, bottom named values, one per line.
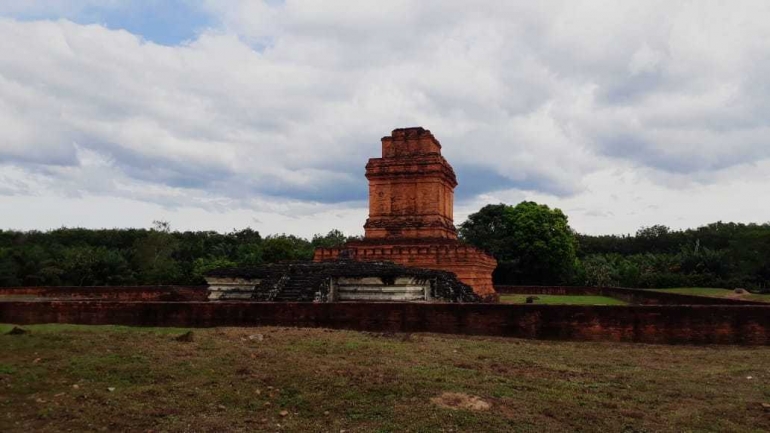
left=1, top=1, right=770, bottom=235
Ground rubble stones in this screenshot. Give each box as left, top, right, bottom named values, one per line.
left=174, top=331, right=194, bottom=342
left=7, top=326, right=29, bottom=335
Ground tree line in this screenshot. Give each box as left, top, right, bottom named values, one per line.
left=1, top=203, right=768, bottom=290
left=0, top=221, right=354, bottom=287
left=459, top=203, right=770, bottom=291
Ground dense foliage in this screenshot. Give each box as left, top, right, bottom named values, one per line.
left=576, top=222, right=770, bottom=290
left=0, top=222, right=354, bottom=286
left=1, top=205, right=769, bottom=290
left=460, top=204, right=770, bottom=290
left=458, top=202, right=577, bottom=285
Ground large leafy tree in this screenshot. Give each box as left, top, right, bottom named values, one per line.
left=459, top=202, right=578, bottom=284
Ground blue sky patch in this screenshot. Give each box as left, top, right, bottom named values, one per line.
left=3, top=1, right=212, bottom=45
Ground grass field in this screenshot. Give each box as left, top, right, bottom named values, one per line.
left=651, top=287, right=770, bottom=303
left=499, top=295, right=627, bottom=305
left=1, top=324, right=768, bottom=432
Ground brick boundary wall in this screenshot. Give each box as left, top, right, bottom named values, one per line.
left=1, top=301, right=768, bottom=345
left=2, top=285, right=764, bottom=305
left=494, top=286, right=767, bottom=306
left=0, top=286, right=208, bottom=301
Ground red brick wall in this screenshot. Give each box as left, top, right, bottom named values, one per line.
left=0, top=286, right=208, bottom=301
left=2, top=301, right=768, bottom=345
left=315, top=244, right=497, bottom=297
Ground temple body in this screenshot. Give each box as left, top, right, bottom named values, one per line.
left=314, top=127, right=497, bottom=299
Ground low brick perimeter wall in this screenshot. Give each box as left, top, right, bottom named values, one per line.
left=0, top=286, right=208, bottom=301
left=1, top=301, right=768, bottom=345
left=495, top=285, right=766, bottom=305
left=5, top=285, right=761, bottom=306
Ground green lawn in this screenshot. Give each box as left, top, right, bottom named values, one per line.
left=4, top=324, right=767, bottom=432
left=651, top=287, right=770, bottom=303
left=499, top=294, right=627, bottom=305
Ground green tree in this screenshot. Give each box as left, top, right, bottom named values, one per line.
left=311, top=229, right=348, bottom=248
left=60, top=246, right=133, bottom=286
left=261, top=234, right=314, bottom=263
left=192, top=257, right=238, bottom=283
left=132, top=221, right=180, bottom=284
left=459, top=202, right=578, bottom=284
left=0, top=248, right=21, bottom=286
left=13, top=245, right=61, bottom=286
left=456, top=204, right=515, bottom=261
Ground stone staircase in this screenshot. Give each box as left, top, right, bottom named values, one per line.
left=249, top=275, right=286, bottom=301
left=272, top=274, right=319, bottom=302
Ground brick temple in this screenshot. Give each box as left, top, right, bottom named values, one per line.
left=314, top=127, right=497, bottom=299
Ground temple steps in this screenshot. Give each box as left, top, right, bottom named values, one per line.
left=272, top=276, right=320, bottom=302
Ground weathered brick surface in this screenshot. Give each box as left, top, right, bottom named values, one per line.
left=314, top=127, right=497, bottom=298
left=316, top=243, right=497, bottom=297
left=1, top=301, right=768, bottom=345
left=0, top=286, right=208, bottom=301
left=365, top=127, right=457, bottom=240
left=495, top=285, right=767, bottom=305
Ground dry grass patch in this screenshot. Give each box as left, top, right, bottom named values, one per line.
left=431, top=392, right=491, bottom=411
left=0, top=323, right=768, bottom=432
left=652, top=287, right=770, bottom=303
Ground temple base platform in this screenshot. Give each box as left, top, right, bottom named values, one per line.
left=314, top=240, right=498, bottom=301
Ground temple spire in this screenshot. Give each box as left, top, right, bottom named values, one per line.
left=364, top=127, right=457, bottom=240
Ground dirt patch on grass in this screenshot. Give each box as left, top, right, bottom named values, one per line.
left=431, top=392, right=491, bottom=411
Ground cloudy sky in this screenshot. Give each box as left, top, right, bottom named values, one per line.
left=1, top=1, right=769, bottom=238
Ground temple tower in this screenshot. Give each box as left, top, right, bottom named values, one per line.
left=364, top=127, right=457, bottom=240
left=314, top=127, right=497, bottom=300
